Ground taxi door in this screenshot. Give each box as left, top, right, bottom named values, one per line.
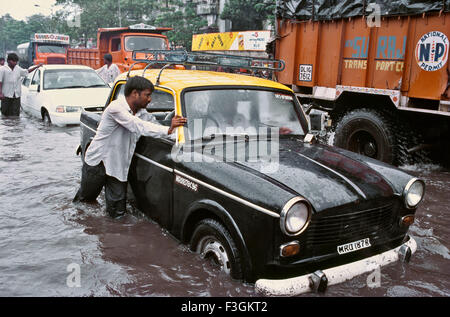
left=128, top=87, right=177, bottom=229
left=24, top=69, right=42, bottom=118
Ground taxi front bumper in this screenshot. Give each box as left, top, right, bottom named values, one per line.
left=49, top=111, right=81, bottom=126
left=255, top=236, right=417, bottom=296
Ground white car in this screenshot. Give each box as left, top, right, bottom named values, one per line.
left=21, top=65, right=111, bottom=126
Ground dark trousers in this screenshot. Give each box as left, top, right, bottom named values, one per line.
left=73, top=161, right=128, bottom=218
left=1, top=97, right=21, bottom=116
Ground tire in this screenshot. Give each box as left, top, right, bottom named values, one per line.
left=334, top=109, right=396, bottom=164
left=190, top=219, right=243, bottom=280
left=42, top=109, right=51, bottom=125
left=395, top=119, right=432, bottom=166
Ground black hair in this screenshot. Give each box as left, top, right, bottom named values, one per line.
left=0, top=57, right=4, bottom=61
left=124, top=76, right=154, bottom=97
left=7, top=53, right=19, bottom=62
left=104, top=53, right=113, bottom=63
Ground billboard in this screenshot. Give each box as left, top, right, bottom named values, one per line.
left=192, top=31, right=271, bottom=51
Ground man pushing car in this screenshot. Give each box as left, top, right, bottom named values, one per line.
left=73, top=76, right=187, bottom=218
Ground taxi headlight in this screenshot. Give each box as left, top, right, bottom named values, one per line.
left=404, top=178, right=425, bottom=209
left=56, top=106, right=82, bottom=113
left=280, top=198, right=312, bottom=236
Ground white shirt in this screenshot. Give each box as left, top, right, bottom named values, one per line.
left=85, top=98, right=170, bottom=182
left=96, top=64, right=120, bottom=83
left=0, top=65, right=28, bottom=98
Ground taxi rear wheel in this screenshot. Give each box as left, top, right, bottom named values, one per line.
left=190, top=219, right=243, bottom=280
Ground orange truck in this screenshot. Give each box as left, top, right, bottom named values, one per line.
left=273, top=0, right=450, bottom=166
left=67, top=23, right=172, bottom=73
left=17, top=33, right=70, bottom=68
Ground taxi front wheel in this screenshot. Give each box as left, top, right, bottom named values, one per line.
left=190, top=218, right=243, bottom=280
left=42, top=109, right=51, bottom=125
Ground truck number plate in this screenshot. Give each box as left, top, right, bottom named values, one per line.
left=337, top=238, right=371, bottom=255
left=299, top=64, right=313, bottom=82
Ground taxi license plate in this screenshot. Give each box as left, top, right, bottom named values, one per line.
left=337, top=238, right=371, bottom=255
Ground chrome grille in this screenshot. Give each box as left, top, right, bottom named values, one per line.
left=305, top=204, right=395, bottom=247
left=84, top=106, right=104, bottom=112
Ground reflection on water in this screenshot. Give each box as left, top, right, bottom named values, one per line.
left=0, top=114, right=448, bottom=297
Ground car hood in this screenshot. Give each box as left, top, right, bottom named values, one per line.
left=42, top=87, right=110, bottom=108
left=229, top=137, right=403, bottom=212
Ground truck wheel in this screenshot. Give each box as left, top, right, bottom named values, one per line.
left=334, top=109, right=396, bottom=164
left=190, top=219, right=243, bottom=280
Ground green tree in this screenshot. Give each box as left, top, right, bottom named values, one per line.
left=54, top=0, right=206, bottom=49
left=54, top=0, right=140, bottom=41
left=0, top=14, right=31, bottom=55
left=25, top=14, right=54, bottom=34
left=153, top=0, right=207, bottom=49
left=221, top=0, right=275, bottom=31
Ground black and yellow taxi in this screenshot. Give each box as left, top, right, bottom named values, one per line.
left=78, top=50, right=424, bottom=295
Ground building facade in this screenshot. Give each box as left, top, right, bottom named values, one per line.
left=191, top=0, right=231, bottom=33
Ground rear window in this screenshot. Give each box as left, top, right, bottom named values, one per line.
left=113, top=84, right=174, bottom=111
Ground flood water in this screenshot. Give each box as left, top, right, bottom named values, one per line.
left=0, top=114, right=448, bottom=297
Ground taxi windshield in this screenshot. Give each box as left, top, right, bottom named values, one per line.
left=183, top=89, right=305, bottom=140
left=43, top=69, right=108, bottom=90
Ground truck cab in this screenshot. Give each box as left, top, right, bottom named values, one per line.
left=17, top=33, right=69, bottom=69
left=67, top=24, right=172, bottom=72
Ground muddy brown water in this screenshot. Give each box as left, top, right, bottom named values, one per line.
left=0, top=114, right=448, bottom=297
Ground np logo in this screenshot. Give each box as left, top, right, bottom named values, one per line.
left=415, top=31, right=449, bottom=72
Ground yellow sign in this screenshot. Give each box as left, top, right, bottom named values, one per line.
left=192, top=31, right=270, bottom=51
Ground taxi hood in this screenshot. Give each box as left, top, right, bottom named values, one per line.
left=226, top=137, right=412, bottom=212
left=42, top=87, right=110, bottom=108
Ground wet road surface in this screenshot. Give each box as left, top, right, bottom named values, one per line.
left=0, top=114, right=448, bottom=297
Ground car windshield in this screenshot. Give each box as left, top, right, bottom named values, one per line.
left=124, top=36, right=167, bottom=51
left=43, top=69, right=109, bottom=90
left=37, top=44, right=67, bottom=54
left=184, top=89, right=305, bottom=140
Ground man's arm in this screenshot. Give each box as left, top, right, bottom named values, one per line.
left=113, top=64, right=120, bottom=76
left=27, top=63, right=43, bottom=74
left=96, top=65, right=105, bottom=74
left=109, top=102, right=170, bottom=136
left=110, top=103, right=186, bottom=137
left=139, top=111, right=187, bottom=136
left=168, top=116, right=187, bottom=135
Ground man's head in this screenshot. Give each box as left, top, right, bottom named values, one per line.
left=0, top=57, right=5, bottom=66
left=103, top=53, right=113, bottom=66
left=124, top=76, right=155, bottom=113
left=7, top=53, right=19, bottom=69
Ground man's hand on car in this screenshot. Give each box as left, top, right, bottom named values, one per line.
left=168, top=115, right=187, bottom=134
left=279, top=127, right=293, bottom=135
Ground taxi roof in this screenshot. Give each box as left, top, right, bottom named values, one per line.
left=116, top=69, right=292, bottom=94
left=41, top=64, right=94, bottom=71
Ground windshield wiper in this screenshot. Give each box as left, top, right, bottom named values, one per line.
left=84, top=84, right=108, bottom=88
left=61, top=85, right=87, bottom=89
